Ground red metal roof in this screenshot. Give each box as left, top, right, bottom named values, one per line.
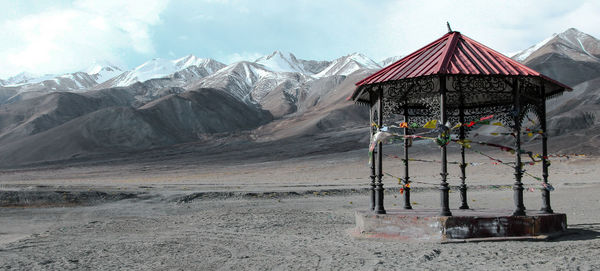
left=355, top=31, right=571, bottom=90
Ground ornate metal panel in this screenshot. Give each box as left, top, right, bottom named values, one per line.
left=369, top=74, right=547, bottom=138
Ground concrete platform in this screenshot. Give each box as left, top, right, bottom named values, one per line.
left=354, top=209, right=567, bottom=242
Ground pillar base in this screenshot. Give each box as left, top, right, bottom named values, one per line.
left=540, top=207, right=554, bottom=214
left=354, top=209, right=567, bottom=242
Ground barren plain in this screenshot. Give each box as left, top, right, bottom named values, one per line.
left=0, top=143, right=599, bottom=270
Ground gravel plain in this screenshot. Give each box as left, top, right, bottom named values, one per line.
left=0, top=147, right=599, bottom=270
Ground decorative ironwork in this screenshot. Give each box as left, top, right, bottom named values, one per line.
left=365, top=74, right=561, bottom=216
left=450, top=75, right=508, bottom=93
left=518, top=77, right=542, bottom=103
left=382, top=76, right=438, bottom=97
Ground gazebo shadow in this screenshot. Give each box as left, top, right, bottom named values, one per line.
left=552, top=223, right=600, bottom=242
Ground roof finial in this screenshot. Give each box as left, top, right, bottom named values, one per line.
left=447, top=22, right=453, bottom=33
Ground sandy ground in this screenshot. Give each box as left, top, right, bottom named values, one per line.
left=0, top=146, right=599, bottom=270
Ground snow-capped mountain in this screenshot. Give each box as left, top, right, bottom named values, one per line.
left=513, top=28, right=600, bottom=63
left=315, top=53, right=380, bottom=78
left=2, top=72, right=97, bottom=94
left=85, top=61, right=124, bottom=84
left=254, top=51, right=314, bottom=74
left=1, top=51, right=381, bottom=109
left=103, top=55, right=226, bottom=87
left=511, top=35, right=556, bottom=62
left=187, top=60, right=311, bottom=118
left=191, top=61, right=304, bottom=101
left=253, top=51, right=334, bottom=76
left=4, top=72, right=56, bottom=86
left=185, top=51, right=382, bottom=117
left=379, top=55, right=404, bottom=67
left=512, top=28, right=600, bottom=86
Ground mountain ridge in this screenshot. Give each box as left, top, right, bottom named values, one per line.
left=0, top=28, right=599, bottom=168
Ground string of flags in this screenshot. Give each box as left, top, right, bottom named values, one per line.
left=383, top=169, right=553, bottom=195
left=465, top=148, right=555, bottom=191
left=367, top=114, right=588, bottom=193
left=384, top=154, right=484, bottom=166
left=372, top=114, right=545, bottom=137
left=383, top=172, right=439, bottom=194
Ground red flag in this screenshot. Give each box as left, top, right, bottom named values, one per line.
left=480, top=115, right=494, bottom=121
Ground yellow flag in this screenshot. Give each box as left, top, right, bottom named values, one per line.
left=423, top=119, right=437, bottom=129
left=452, top=123, right=461, bottom=129
left=527, top=132, right=533, bottom=137
left=492, top=122, right=503, bottom=126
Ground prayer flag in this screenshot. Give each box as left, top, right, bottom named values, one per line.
left=480, top=115, right=494, bottom=121
left=423, top=119, right=437, bottom=129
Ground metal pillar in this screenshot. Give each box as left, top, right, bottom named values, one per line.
left=539, top=82, right=554, bottom=213
left=439, top=76, right=452, bottom=216
left=369, top=107, right=377, bottom=211
left=513, top=79, right=526, bottom=216
left=373, top=88, right=386, bottom=214
left=458, top=104, right=469, bottom=209
left=402, top=105, right=412, bottom=209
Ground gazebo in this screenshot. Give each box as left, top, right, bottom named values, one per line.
left=351, top=29, right=571, bottom=240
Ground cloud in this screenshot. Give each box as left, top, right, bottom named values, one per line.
left=2, top=0, right=600, bottom=78
left=0, top=0, right=169, bottom=78
left=371, top=0, right=600, bottom=60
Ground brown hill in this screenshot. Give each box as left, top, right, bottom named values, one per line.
left=0, top=88, right=271, bottom=167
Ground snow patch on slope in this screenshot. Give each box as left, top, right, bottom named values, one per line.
left=316, top=53, right=380, bottom=78
left=379, top=56, right=404, bottom=67
left=114, top=55, right=218, bottom=87
left=4, top=72, right=56, bottom=86
left=85, top=61, right=124, bottom=84
left=255, top=51, right=307, bottom=74
left=512, top=35, right=556, bottom=62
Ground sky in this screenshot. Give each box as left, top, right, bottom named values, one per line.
left=1, top=0, right=600, bottom=79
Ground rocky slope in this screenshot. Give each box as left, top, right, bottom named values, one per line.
left=514, top=28, right=600, bottom=86
left=0, top=88, right=271, bottom=167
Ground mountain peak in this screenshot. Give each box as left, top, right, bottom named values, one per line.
left=255, top=50, right=305, bottom=73
left=346, top=53, right=378, bottom=66
left=379, top=55, right=404, bottom=67
left=85, top=60, right=123, bottom=75
left=513, top=28, right=600, bottom=63
left=104, top=54, right=225, bottom=87
left=84, top=61, right=124, bottom=84
left=314, top=53, right=379, bottom=78
left=564, top=27, right=583, bottom=35
left=174, top=54, right=203, bottom=68
left=4, top=71, right=55, bottom=86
